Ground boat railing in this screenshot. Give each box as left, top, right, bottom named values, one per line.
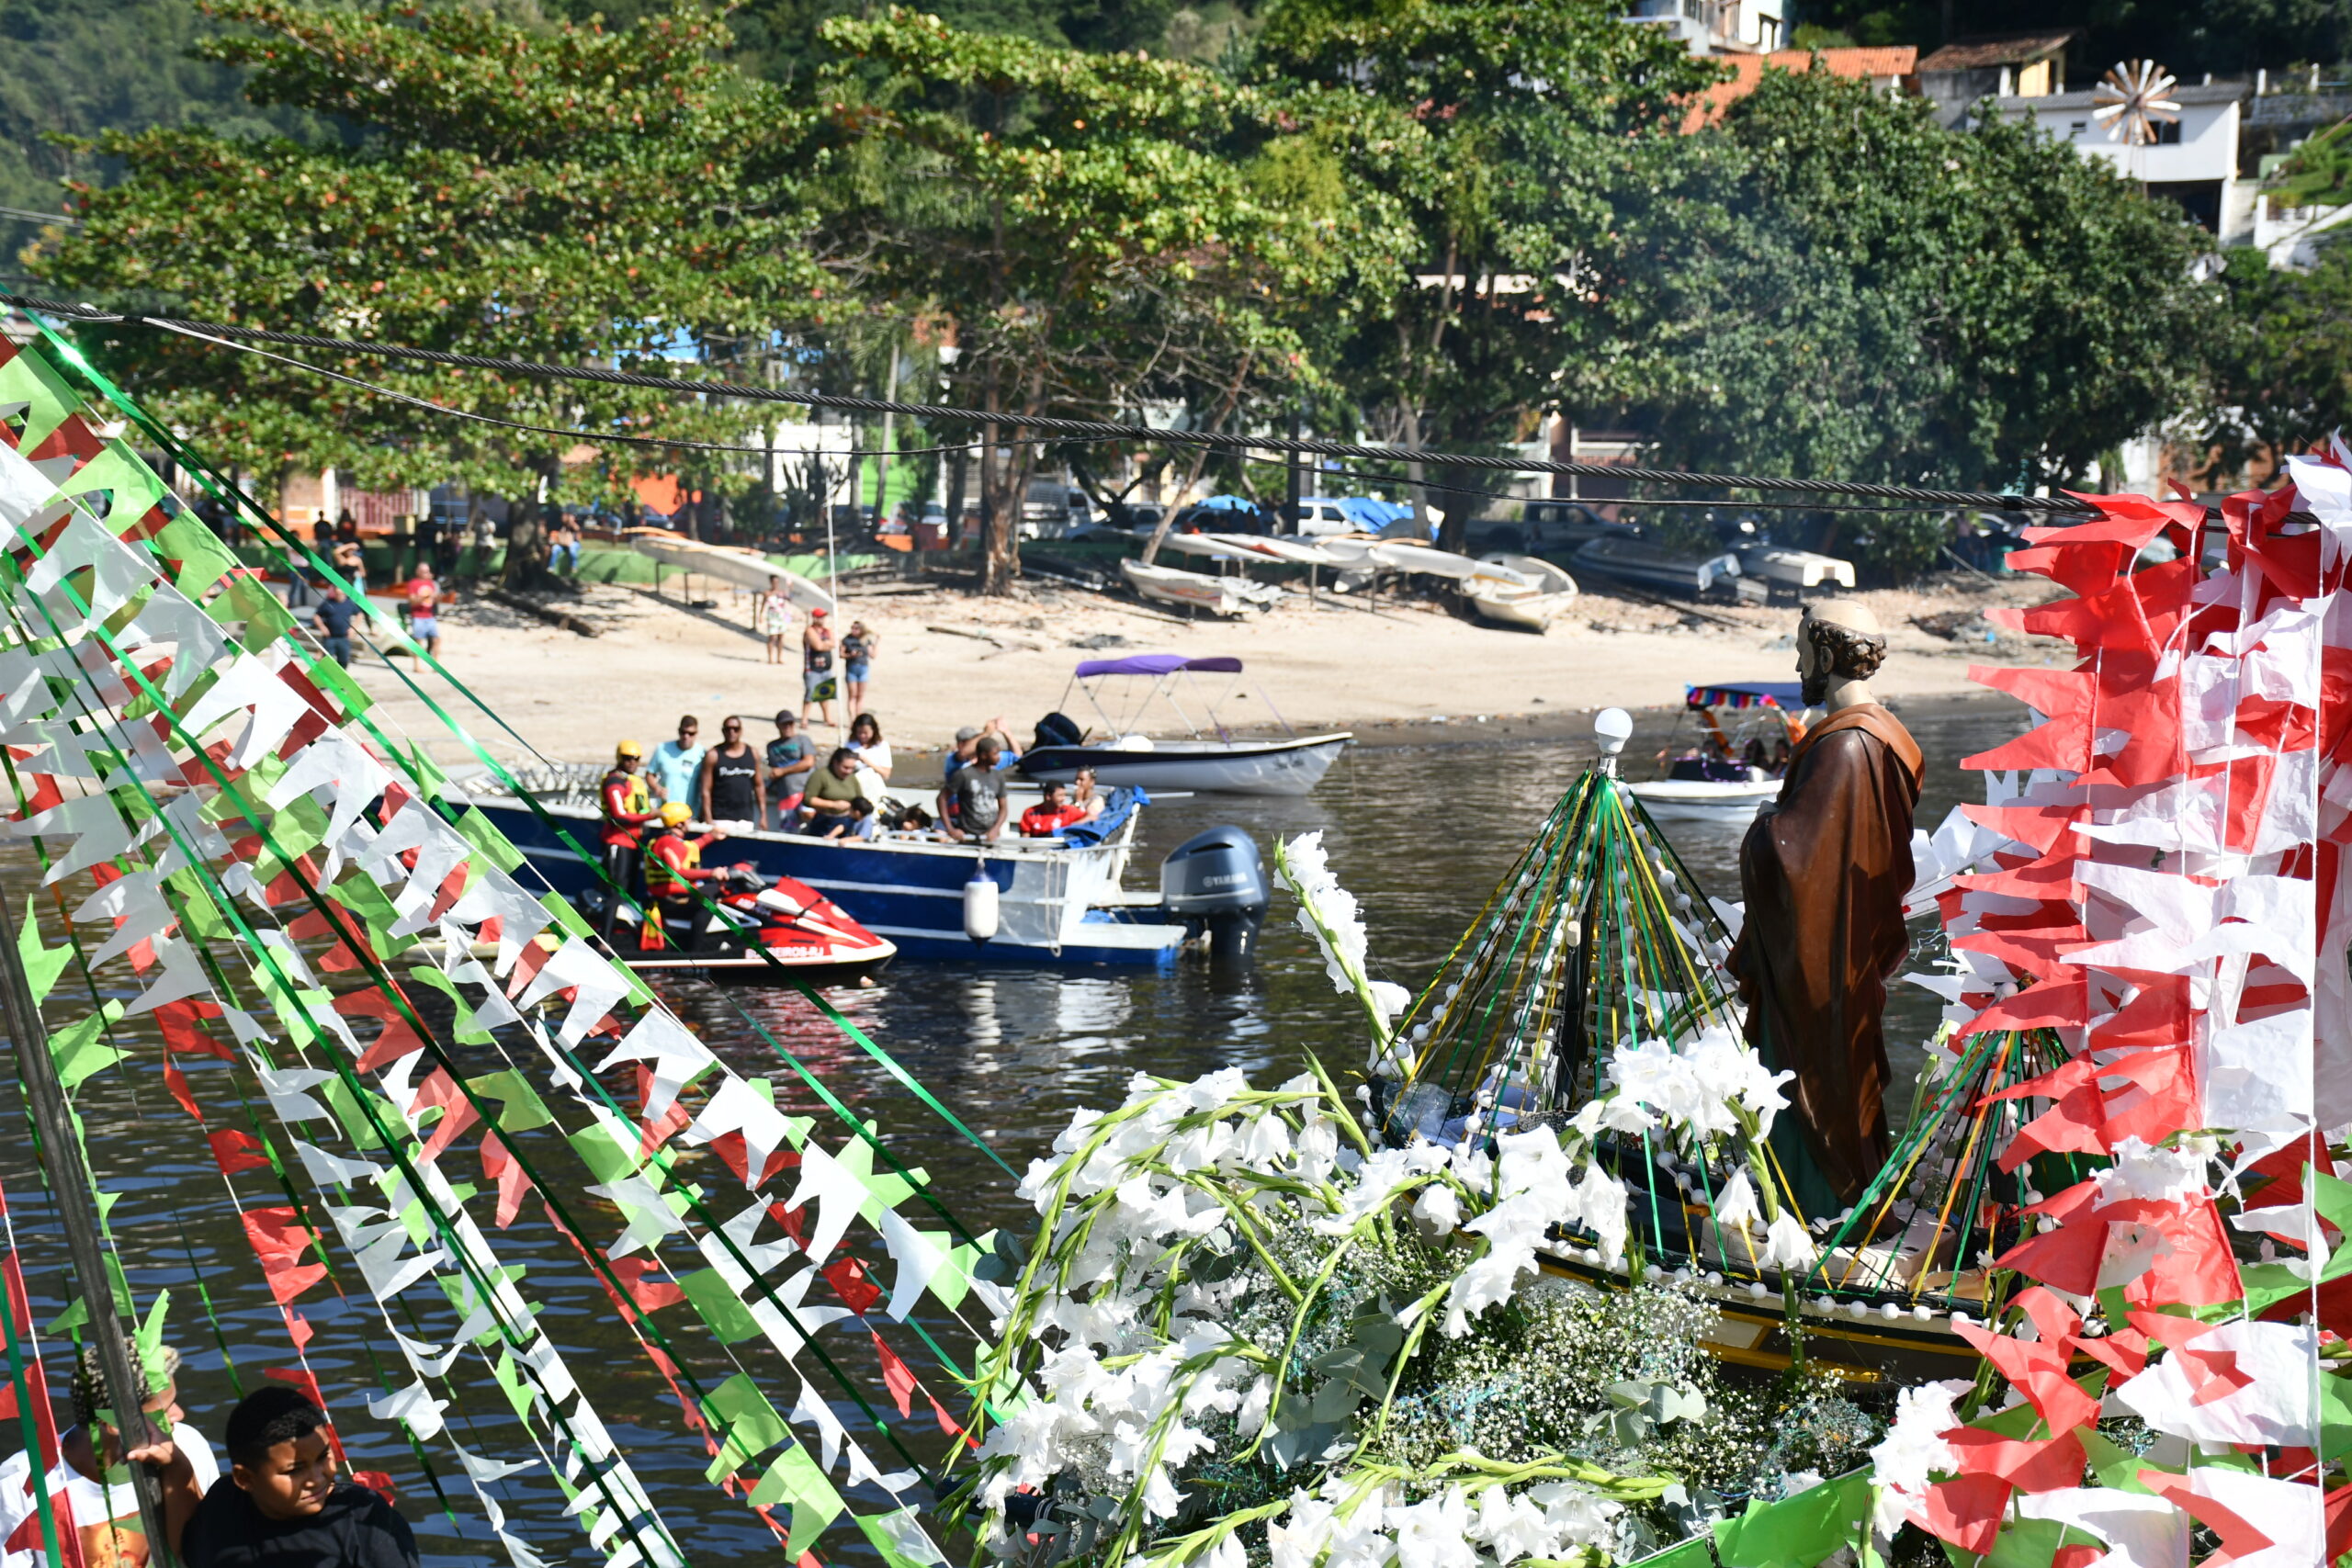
left=459, top=760, right=605, bottom=807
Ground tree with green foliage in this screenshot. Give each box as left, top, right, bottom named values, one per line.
left=814, top=6, right=1408, bottom=592
left=42, top=0, right=824, bottom=576
left=2201, top=241, right=2352, bottom=473
left=1251, top=0, right=1719, bottom=546
left=1597, top=67, right=2216, bottom=575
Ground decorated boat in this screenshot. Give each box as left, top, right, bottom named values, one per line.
left=1624, top=681, right=1808, bottom=822
left=1014, top=653, right=1351, bottom=795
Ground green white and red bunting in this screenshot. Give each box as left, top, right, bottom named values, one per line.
left=0, top=333, right=994, bottom=1568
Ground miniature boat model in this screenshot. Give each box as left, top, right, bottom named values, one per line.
left=459, top=772, right=1264, bottom=964
left=625, top=528, right=834, bottom=613
left=1120, top=558, right=1283, bottom=616
left=1369, top=711, right=2085, bottom=1384
left=1465, top=553, right=1577, bottom=631
left=1018, top=654, right=1351, bottom=796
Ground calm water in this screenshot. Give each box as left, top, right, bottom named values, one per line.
left=0, top=695, right=2018, bottom=1564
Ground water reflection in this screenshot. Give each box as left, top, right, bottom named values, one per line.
left=0, top=694, right=2020, bottom=1565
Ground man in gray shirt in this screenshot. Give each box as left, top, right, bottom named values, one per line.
left=939, top=737, right=1010, bottom=842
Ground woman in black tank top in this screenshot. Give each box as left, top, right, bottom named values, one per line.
left=701, top=717, right=765, bottom=824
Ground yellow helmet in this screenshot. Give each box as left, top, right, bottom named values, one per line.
left=616, top=739, right=645, bottom=761
left=659, top=801, right=693, bottom=828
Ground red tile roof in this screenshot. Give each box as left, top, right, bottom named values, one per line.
left=1686, top=47, right=1921, bottom=130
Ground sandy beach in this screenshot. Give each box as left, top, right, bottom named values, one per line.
left=347, top=569, right=2066, bottom=775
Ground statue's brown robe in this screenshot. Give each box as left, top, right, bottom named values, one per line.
left=1732, top=703, right=1923, bottom=1208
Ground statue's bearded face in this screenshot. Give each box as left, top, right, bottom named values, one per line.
left=1797, top=617, right=1830, bottom=706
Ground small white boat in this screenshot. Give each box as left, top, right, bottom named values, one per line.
left=1624, top=774, right=1781, bottom=821
left=626, top=528, right=834, bottom=613
left=1020, top=653, right=1351, bottom=796
left=1121, top=558, right=1283, bottom=616
left=1466, top=553, right=1578, bottom=631
left=1213, top=534, right=1341, bottom=567
left=1735, top=545, right=1857, bottom=592
left=1154, top=532, right=1272, bottom=566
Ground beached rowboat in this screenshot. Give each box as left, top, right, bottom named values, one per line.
left=624, top=527, right=835, bottom=613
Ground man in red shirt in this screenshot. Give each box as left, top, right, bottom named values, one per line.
left=600, top=740, right=659, bottom=942
left=641, top=802, right=728, bottom=950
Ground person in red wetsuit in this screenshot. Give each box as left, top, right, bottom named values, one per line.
left=600, top=740, right=660, bottom=942
left=641, top=801, right=728, bottom=951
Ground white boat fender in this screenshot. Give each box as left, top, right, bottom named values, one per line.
left=964, top=863, right=1001, bottom=942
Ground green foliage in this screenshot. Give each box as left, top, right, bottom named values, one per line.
left=2201, top=241, right=2352, bottom=469
left=814, top=6, right=1409, bottom=586
left=0, top=0, right=322, bottom=217
left=1252, top=0, right=1721, bottom=541
left=41, top=0, right=825, bottom=502
left=1601, top=68, right=2216, bottom=562
left=1788, top=0, right=2348, bottom=73
left=2269, top=117, right=2352, bottom=209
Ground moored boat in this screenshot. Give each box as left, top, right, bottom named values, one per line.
left=1017, top=654, right=1351, bottom=796
left=1120, top=558, right=1283, bottom=616
left=1465, top=552, right=1577, bottom=630
left=625, top=527, right=835, bottom=612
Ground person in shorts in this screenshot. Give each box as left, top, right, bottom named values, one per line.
left=311, top=584, right=361, bottom=668
left=802, top=608, right=838, bottom=728
left=842, top=619, right=877, bottom=712
left=401, top=564, right=440, bottom=666
left=759, top=575, right=796, bottom=666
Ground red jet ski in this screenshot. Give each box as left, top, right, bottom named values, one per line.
left=605, top=866, right=896, bottom=987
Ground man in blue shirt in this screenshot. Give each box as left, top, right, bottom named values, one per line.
left=311, top=585, right=362, bottom=667
left=649, top=716, right=706, bottom=806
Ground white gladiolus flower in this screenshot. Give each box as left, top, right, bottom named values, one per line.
left=1470, top=1486, right=1558, bottom=1565
left=1713, top=1169, right=1761, bottom=1233
left=1869, top=1380, right=1967, bottom=1533
left=1284, top=831, right=1374, bottom=992
left=1389, top=1487, right=1479, bottom=1568
left=1530, top=1480, right=1623, bottom=1547
left=1267, top=1493, right=1338, bottom=1568
left=1202, top=1536, right=1247, bottom=1568
left=1412, top=1182, right=1462, bottom=1236
left=1763, top=1209, right=1817, bottom=1269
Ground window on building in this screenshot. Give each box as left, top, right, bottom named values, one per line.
left=2069, top=120, right=2088, bottom=137
left=1758, top=15, right=1781, bottom=47
left=2154, top=118, right=2183, bottom=144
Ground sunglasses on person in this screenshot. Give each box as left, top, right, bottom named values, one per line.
left=722, top=723, right=741, bottom=735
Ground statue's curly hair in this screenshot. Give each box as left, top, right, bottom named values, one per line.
left=1803, top=611, right=1888, bottom=682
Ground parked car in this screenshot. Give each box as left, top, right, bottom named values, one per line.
left=1020, top=482, right=1099, bottom=540
left=1290, top=495, right=1409, bottom=537
left=1466, top=501, right=1640, bottom=556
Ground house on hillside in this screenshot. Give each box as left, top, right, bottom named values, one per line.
left=1623, top=0, right=1784, bottom=57
left=1915, top=32, right=2077, bottom=126
left=1685, top=46, right=1917, bottom=129
left=1996, top=80, right=2256, bottom=239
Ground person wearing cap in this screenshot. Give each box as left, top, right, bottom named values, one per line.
left=764, top=711, right=813, bottom=829
left=801, top=608, right=839, bottom=729
left=641, top=802, right=728, bottom=951
left=600, top=741, right=660, bottom=941
left=51, top=1337, right=216, bottom=1568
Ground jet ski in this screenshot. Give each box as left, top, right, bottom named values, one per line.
left=588, top=866, right=897, bottom=987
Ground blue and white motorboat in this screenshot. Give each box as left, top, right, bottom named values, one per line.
left=460, top=770, right=1269, bottom=966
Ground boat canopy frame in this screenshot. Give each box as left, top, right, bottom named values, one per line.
left=1056, top=655, right=1298, bottom=744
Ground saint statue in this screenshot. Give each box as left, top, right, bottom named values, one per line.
left=1732, top=601, right=1923, bottom=1214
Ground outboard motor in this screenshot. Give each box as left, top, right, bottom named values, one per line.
left=1159, top=827, right=1268, bottom=962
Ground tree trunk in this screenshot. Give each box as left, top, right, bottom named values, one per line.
left=944, top=446, right=970, bottom=546
left=503, top=491, right=549, bottom=592
left=978, top=423, right=1032, bottom=596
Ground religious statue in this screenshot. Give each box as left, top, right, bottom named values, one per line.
left=1732, top=601, right=1923, bottom=1214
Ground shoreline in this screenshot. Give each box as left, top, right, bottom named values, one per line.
left=349, top=570, right=2060, bottom=773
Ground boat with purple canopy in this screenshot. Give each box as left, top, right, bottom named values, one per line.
left=1015, top=653, right=1352, bottom=795
left=1623, top=680, right=1811, bottom=823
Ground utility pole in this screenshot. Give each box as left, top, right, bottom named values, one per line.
left=0, top=882, right=173, bottom=1564
left=876, top=345, right=902, bottom=532
left=1283, top=403, right=1305, bottom=533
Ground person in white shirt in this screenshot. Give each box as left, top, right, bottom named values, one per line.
left=43, top=1341, right=215, bottom=1568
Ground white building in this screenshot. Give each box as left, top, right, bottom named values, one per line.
left=1623, top=0, right=1783, bottom=55
left=1993, top=81, right=2256, bottom=243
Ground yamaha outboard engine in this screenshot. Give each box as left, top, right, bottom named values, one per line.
left=1159, top=827, right=1268, bottom=962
